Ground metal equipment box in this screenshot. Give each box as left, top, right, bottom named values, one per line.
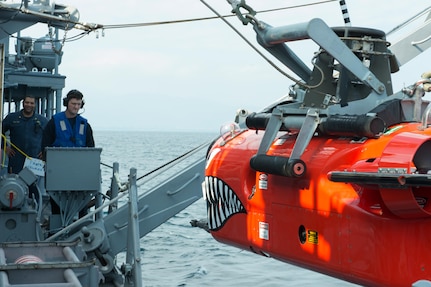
left=45, top=147, right=102, bottom=191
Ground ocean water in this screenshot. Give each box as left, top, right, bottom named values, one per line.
left=94, top=131, right=360, bottom=287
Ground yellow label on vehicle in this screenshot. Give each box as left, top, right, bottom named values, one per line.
left=307, top=230, right=318, bottom=244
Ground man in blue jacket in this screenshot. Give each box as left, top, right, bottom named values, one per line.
left=2, top=95, right=48, bottom=174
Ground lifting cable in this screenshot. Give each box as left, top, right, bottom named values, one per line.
left=101, top=139, right=214, bottom=194
left=101, top=0, right=338, bottom=30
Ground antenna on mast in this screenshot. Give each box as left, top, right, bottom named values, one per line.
left=339, top=0, right=351, bottom=39
left=339, top=0, right=351, bottom=27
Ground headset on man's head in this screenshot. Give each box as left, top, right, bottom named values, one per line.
left=62, top=89, right=85, bottom=108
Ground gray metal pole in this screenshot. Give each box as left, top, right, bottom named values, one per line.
left=126, top=168, right=143, bottom=286
left=109, top=162, right=119, bottom=213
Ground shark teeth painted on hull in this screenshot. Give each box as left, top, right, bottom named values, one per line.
left=204, top=176, right=246, bottom=231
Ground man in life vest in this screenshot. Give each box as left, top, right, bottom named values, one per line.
left=41, top=89, right=95, bottom=216
left=41, top=89, right=94, bottom=151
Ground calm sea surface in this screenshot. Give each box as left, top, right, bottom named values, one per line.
left=94, top=131, right=360, bottom=287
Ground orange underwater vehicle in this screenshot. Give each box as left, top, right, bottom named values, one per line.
left=203, top=1, right=431, bottom=286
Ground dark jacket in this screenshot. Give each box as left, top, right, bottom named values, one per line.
left=2, top=110, right=48, bottom=173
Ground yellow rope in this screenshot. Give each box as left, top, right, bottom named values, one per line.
left=1, top=133, right=32, bottom=161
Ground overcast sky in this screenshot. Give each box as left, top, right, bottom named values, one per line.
left=16, top=0, right=431, bottom=132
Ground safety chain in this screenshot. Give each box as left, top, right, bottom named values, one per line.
left=47, top=14, right=71, bottom=55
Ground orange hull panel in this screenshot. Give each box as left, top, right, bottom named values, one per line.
left=205, top=123, right=431, bottom=287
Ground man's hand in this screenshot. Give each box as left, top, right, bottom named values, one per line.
left=6, top=146, right=15, bottom=157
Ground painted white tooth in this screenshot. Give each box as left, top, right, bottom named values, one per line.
left=209, top=177, right=217, bottom=204
left=226, top=192, right=233, bottom=213
left=215, top=203, right=222, bottom=228
left=220, top=194, right=229, bottom=219
left=219, top=197, right=227, bottom=223
left=227, top=190, right=235, bottom=215
left=205, top=176, right=211, bottom=202
left=226, top=186, right=235, bottom=216
left=218, top=179, right=224, bottom=201
left=208, top=204, right=214, bottom=230
left=221, top=184, right=227, bottom=204
left=236, top=198, right=241, bottom=210
left=218, top=181, right=224, bottom=202
left=209, top=204, right=217, bottom=229
left=211, top=202, right=221, bottom=228
left=204, top=176, right=209, bottom=201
